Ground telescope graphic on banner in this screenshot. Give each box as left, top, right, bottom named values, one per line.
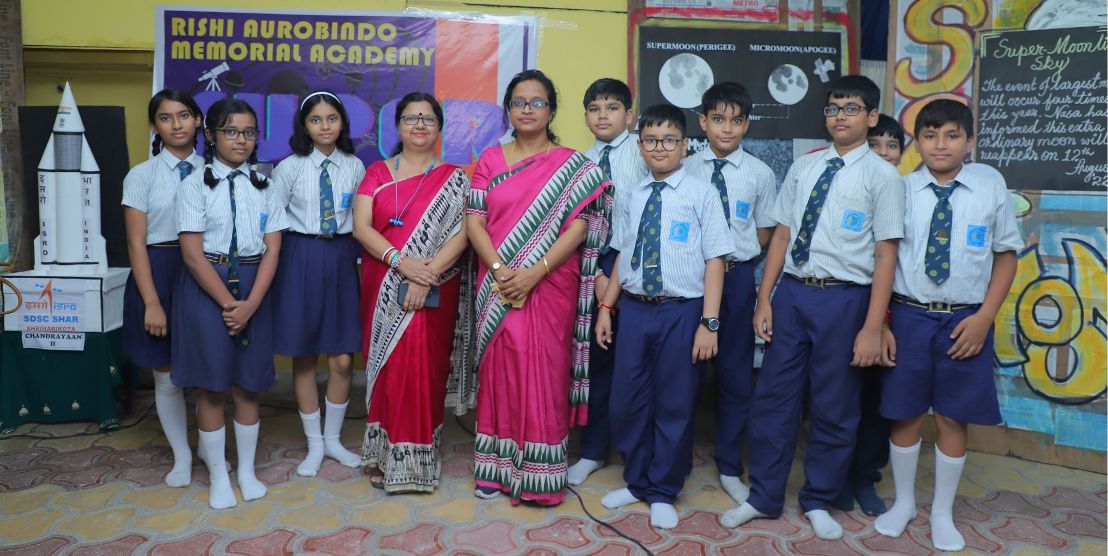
left=35, top=82, right=107, bottom=274
left=199, top=62, right=230, bottom=92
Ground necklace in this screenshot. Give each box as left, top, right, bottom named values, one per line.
left=390, top=155, right=437, bottom=227
left=507, top=140, right=552, bottom=169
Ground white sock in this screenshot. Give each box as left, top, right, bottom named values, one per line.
left=195, top=405, right=207, bottom=463
left=931, top=446, right=967, bottom=552
left=650, top=503, right=679, bottom=529
left=153, top=372, right=192, bottom=487
left=567, top=458, right=604, bottom=486
left=875, top=440, right=921, bottom=537
left=323, top=399, right=362, bottom=467
left=601, top=487, right=640, bottom=509
left=234, top=420, right=267, bottom=501
left=721, top=502, right=767, bottom=528
left=720, top=474, right=750, bottom=504
left=199, top=428, right=236, bottom=509
left=296, top=410, right=325, bottom=476
left=805, top=509, right=843, bottom=540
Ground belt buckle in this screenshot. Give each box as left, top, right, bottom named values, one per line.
left=219, top=254, right=232, bottom=265
left=927, top=301, right=952, bottom=313
left=316, top=233, right=334, bottom=239
left=802, top=276, right=825, bottom=288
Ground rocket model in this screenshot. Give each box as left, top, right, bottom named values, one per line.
left=35, top=82, right=107, bottom=273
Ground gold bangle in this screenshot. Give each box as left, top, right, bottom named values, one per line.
left=542, top=257, right=550, bottom=275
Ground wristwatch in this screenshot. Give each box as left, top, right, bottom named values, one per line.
left=492, top=261, right=503, bottom=271
left=700, top=317, right=721, bottom=332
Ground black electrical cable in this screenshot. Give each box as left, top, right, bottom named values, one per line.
left=455, top=415, right=653, bottom=555
left=0, top=397, right=157, bottom=440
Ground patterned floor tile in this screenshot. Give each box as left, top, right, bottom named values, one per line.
left=0, top=536, right=74, bottom=556
left=525, top=516, right=592, bottom=550
left=299, top=526, right=374, bottom=555
left=452, top=519, right=520, bottom=554
left=54, top=507, right=138, bottom=542
left=225, top=528, right=297, bottom=556
left=655, top=539, right=710, bottom=555
left=68, top=534, right=148, bottom=555
left=378, top=523, right=445, bottom=556
left=718, top=533, right=789, bottom=555
left=146, top=532, right=221, bottom=556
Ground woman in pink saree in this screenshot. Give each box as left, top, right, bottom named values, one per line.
left=467, top=70, right=611, bottom=505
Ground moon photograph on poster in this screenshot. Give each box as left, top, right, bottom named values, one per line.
left=768, top=64, right=809, bottom=105
left=659, top=53, right=714, bottom=108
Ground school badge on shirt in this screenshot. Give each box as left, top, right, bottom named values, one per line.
left=669, top=220, right=690, bottom=243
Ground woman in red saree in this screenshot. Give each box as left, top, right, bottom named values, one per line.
left=353, top=92, right=470, bottom=493
left=467, top=70, right=611, bottom=505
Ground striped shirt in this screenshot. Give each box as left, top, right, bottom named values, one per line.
left=894, top=164, right=1024, bottom=304
left=271, top=148, right=365, bottom=235
left=773, top=143, right=905, bottom=285
left=611, top=166, right=734, bottom=298
left=685, top=146, right=778, bottom=262
left=176, top=158, right=289, bottom=256
left=584, top=129, right=650, bottom=215
left=121, top=149, right=203, bottom=244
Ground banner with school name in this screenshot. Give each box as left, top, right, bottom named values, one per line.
left=154, top=7, right=537, bottom=167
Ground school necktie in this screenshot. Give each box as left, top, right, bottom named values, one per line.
left=176, top=160, right=193, bottom=181
left=631, top=181, right=666, bottom=296
left=226, top=170, right=248, bottom=348
left=319, top=159, right=337, bottom=235
left=925, top=182, right=960, bottom=284
left=790, top=157, right=844, bottom=266
left=599, top=145, right=613, bottom=180
left=711, top=159, right=730, bottom=221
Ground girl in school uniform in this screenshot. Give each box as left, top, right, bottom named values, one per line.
left=271, top=91, right=366, bottom=476
left=121, top=88, right=203, bottom=488
left=173, top=98, right=288, bottom=509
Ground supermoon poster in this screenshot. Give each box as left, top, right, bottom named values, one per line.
left=638, top=26, right=843, bottom=140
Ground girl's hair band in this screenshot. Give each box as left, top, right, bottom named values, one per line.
left=300, top=91, right=341, bottom=111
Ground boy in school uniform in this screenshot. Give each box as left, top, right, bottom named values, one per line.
left=831, top=113, right=906, bottom=515
left=569, top=78, right=650, bottom=486
left=595, top=103, right=733, bottom=529
left=875, top=99, right=1021, bottom=552
left=722, top=75, right=905, bottom=540
left=684, top=81, right=777, bottom=505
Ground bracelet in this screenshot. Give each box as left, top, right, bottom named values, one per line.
left=381, top=246, right=397, bottom=263
left=598, top=302, right=616, bottom=314
left=388, top=251, right=403, bottom=269
left=542, top=257, right=550, bottom=275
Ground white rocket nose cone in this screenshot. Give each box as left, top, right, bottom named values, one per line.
left=53, top=81, right=86, bottom=133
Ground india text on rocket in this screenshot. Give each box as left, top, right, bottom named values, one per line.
left=36, top=82, right=108, bottom=273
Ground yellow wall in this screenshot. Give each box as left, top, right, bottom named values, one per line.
left=22, top=0, right=629, bottom=166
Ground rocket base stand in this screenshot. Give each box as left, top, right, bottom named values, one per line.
left=2, top=268, right=130, bottom=334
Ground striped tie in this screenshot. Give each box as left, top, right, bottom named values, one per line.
left=925, top=181, right=960, bottom=284
left=226, top=170, right=248, bottom=349
left=598, top=145, right=613, bottom=181
left=711, top=159, right=730, bottom=221
left=319, top=159, right=337, bottom=235
left=631, top=181, right=666, bottom=295
left=790, top=157, right=844, bottom=266
left=176, top=160, right=193, bottom=181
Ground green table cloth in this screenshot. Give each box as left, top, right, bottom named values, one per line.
left=0, top=330, right=123, bottom=433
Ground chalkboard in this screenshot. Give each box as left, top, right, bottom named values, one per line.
left=638, top=25, right=843, bottom=140
left=977, top=26, right=1107, bottom=191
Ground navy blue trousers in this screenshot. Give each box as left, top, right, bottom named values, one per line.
left=847, top=370, right=890, bottom=484
left=746, top=277, right=869, bottom=515
left=580, top=306, right=616, bottom=461
left=714, top=261, right=757, bottom=477
left=611, top=296, right=704, bottom=504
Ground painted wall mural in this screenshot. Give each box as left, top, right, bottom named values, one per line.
left=892, top=0, right=1107, bottom=452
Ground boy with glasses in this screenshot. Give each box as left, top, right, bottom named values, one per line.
left=722, top=75, right=905, bottom=540
left=595, top=103, right=732, bottom=529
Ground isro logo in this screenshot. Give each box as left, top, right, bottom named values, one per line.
left=24, top=280, right=62, bottom=314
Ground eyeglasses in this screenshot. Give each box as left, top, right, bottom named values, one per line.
left=216, top=127, right=259, bottom=140
left=509, top=97, right=549, bottom=111
left=823, top=104, right=866, bottom=117
left=399, top=114, right=439, bottom=127
left=639, top=137, right=682, bottom=152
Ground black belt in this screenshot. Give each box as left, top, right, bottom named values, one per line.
left=205, top=252, right=263, bottom=265
left=893, top=294, right=978, bottom=313
left=724, top=260, right=756, bottom=272
left=149, top=240, right=180, bottom=248
left=787, top=274, right=854, bottom=288
left=287, top=231, right=351, bottom=240
left=627, top=293, right=687, bottom=304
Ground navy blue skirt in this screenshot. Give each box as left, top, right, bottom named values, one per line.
left=170, top=261, right=276, bottom=393
left=272, top=233, right=362, bottom=357
left=122, top=245, right=183, bottom=368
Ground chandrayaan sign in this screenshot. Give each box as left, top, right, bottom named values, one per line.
left=35, top=82, right=108, bottom=273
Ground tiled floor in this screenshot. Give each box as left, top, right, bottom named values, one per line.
left=1, top=376, right=1105, bottom=555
